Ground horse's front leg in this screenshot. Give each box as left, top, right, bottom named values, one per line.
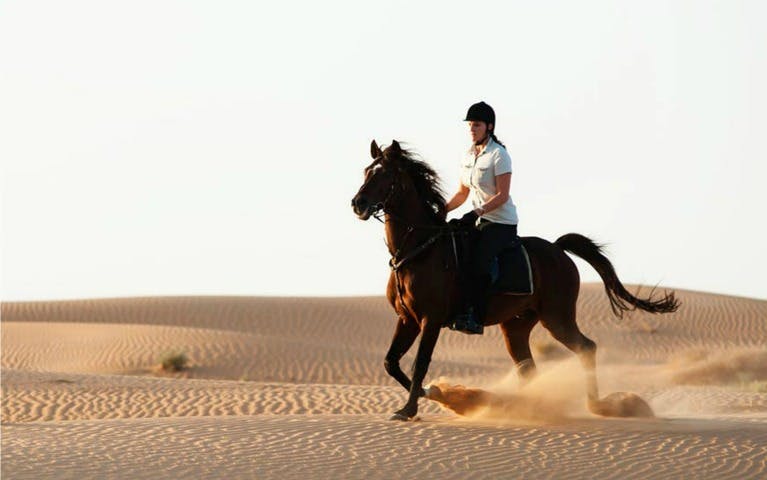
left=391, top=318, right=441, bottom=421
left=384, top=317, right=421, bottom=393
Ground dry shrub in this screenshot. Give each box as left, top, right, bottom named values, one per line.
left=159, top=351, right=189, bottom=372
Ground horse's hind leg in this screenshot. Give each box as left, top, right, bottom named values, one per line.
left=499, top=309, right=539, bottom=384
left=541, top=308, right=599, bottom=403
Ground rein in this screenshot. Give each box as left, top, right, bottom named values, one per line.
left=372, top=171, right=450, bottom=267
left=388, top=231, right=446, bottom=272
left=388, top=228, right=449, bottom=322
left=364, top=158, right=462, bottom=321
left=374, top=177, right=462, bottom=320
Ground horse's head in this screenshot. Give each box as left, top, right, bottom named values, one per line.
left=351, top=139, right=404, bottom=220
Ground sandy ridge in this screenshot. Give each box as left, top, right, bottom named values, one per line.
left=4, top=286, right=766, bottom=363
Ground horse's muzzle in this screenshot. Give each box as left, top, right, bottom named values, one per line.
left=351, top=196, right=372, bottom=220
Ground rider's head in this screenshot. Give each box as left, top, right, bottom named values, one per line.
left=464, top=101, right=495, bottom=145
left=465, top=101, right=506, bottom=148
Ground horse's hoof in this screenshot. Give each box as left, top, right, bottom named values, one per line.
left=589, top=392, right=655, bottom=418
left=423, top=385, right=436, bottom=399
left=389, top=412, right=410, bottom=421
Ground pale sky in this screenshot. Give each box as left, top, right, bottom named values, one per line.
left=2, top=0, right=766, bottom=301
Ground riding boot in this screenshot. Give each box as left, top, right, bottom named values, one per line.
left=450, top=274, right=488, bottom=335
left=449, top=306, right=483, bottom=335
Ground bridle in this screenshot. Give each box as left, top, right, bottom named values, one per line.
left=357, top=157, right=395, bottom=222
left=366, top=157, right=443, bottom=231
left=369, top=179, right=397, bottom=224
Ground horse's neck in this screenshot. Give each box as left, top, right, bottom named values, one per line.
left=384, top=193, right=456, bottom=314
left=384, top=202, right=440, bottom=258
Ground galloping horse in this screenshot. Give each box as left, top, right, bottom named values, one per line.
left=351, top=140, right=679, bottom=421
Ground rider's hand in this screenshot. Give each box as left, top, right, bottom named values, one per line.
left=458, top=210, right=479, bottom=227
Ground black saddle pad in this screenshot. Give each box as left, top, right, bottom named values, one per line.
left=490, top=239, right=534, bottom=295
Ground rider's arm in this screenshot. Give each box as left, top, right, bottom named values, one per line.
left=445, top=182, right=470, bottom=212
left=476, top=173, right=511, bottom=214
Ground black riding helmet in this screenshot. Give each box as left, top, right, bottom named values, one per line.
left=464, top=101, right=495, bottom=127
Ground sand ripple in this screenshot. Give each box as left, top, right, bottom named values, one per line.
left=1, top=369, right=443, bottom=422
left=3, top=415, right=766, bottom=480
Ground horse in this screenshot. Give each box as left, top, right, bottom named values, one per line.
left=351, top=139, right=679, bottom=421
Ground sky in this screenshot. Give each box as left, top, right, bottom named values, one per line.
left=2, top=0, right=766, bottom=301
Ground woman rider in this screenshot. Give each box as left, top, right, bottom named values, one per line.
left=445, top=101, right=519, bottom=334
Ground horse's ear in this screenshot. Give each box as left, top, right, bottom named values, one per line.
left=390, top=139, right=401, bottom=155
left=370, top=140, right=382, bottom=159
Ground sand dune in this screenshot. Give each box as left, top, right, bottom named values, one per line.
left=2, top=285, right=767, bottom=479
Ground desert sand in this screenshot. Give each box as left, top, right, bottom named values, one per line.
left=2, top=284, right=766, bottom=479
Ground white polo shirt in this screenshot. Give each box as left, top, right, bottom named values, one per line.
left=460, top=137, right=518, bottom=225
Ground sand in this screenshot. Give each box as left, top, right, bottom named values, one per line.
left=2, top=284, right=766, bottom=479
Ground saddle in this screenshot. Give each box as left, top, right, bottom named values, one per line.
left=489, top=237, right=534, bottom=295
left=452, top=229, right=534, bottom=296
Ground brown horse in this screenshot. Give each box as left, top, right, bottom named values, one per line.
left=351, top=140, right=679, bottom=421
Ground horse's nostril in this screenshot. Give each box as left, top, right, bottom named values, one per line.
left=352, top=196, right=367, bottom=214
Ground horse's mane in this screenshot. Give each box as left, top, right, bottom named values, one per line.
left=385, top=144, right=447, bottom=223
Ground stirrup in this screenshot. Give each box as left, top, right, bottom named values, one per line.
left=449, top=307, right=484, bottom=335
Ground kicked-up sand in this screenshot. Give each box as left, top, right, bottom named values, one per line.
left=2, top=284, right=766, bottom=479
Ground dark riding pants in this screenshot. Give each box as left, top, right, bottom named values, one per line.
left=465, top=221, right=518, bottom=314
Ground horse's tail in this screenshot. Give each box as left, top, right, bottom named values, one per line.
left=555, top=233, right=680, bottom=318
